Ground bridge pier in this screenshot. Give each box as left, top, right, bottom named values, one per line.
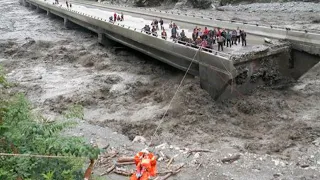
left=199, top=62, right=233, bottom=100
left=47, top=10, right=53, bottom=17
left=64, top=17, right=70, bottom=28
left=97, top=28, right=115, bottom=46
left=36, top=5, right=40, bottom=13
left=98, top=33, right=108, bottom=46
left=23, top=0, right=29, bottom=7
left=30, top=3, right=36, bottom=9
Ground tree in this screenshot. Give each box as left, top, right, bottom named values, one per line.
left=0, top=69, right=100, bottom=180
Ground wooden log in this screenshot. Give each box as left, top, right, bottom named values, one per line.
left=159, top=163, right=184, bottom=180
left=159, top=169, right=181, bottom=180
left=84, top=159, right=95, bottom=180
left=114, top=169, right=132, bottom=176
left=100, top=164, right=116, bottom=176
left=117, top=157, right=134, bottom=163
left=116, top=162, right=135, bottom=166
left=188, top=149, right=214, bottom=153
left=166, top=157, right=174, bottom=167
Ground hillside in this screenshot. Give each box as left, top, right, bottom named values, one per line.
left=98, top=0, right=319, bottom=9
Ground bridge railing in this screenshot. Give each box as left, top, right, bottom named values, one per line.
left=42, top=0, right=232, bottom=58
left=99, top=2, right=320, bottom=35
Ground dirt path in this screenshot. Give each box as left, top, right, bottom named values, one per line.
left=1, top=0, right=320, bottom=179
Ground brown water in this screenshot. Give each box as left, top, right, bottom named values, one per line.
left=1, top=1, right=320, bottom=179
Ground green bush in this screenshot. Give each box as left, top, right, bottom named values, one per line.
left=0, top=66, right=9, bottom=87
left=0, top=94, right=100, bottom=179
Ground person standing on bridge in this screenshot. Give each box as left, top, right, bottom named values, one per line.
left=114, top=12, right=117, bottom=22
left=203, top=27, right=209, bottom=40
left=217, top=35, right=225, bottom=51
left=236, top=27, right=241, bottom=44
left=198, top=28, right=203, bottom=39
left=192, top=28, right=198, bottom=42
left=226, top=30, right=232, bottom=48
left=171, top=24, right=178, bottom=39
left=231, top=29, right=237, bottom=45
left=241, top=30, right=247, bottom=46
left=121, top=12, right=124, bottom=21
left=169, top=21, right=173, bottom=29
left=159, top=18, right=164, bottom=30
left=221, top=29, right=227, bottom=46
left=154, top=19, right=159, bottom=30
left=66, top=1, right=69, bottom=8
left=161, top=29, right=167, bottom=40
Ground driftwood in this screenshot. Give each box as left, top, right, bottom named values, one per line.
left=159, top=164, right=184, bottom=180
left=187, top=149, right=214, bottom=153
left=114, top=168, right=133, bottom=176
left=159, top=169, right=182, bottom=180
left=166, top=157, right=174, bottom=167
left=108, top=153, right=118, bottom=159
left=117, top=157, right=134, bottom=163
left=100, top=164, right=116, bottom=176
left=100, top=163, right=111, bottom=168
left=221, top=154, right=241, bottom=163
left=196, top=163, right=202, bottom=170
left=107, top=165, right=116, bottom=173
left=116, top=162, right=135, bottom=166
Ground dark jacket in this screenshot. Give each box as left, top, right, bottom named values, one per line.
left=221, top=31, right=226, bottom=38
left=171, top=27, right=177, bottom=37
left=241, top=31, right=247, bottom=40
left=192, top=32, right=198, bottom=41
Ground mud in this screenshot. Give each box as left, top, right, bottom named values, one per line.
left=1, top=0, right=320, bottom=179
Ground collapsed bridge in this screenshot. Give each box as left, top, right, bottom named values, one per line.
left=20, top=0, right=320, bottom=99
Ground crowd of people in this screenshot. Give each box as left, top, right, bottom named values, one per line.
left=52, top=0, right=72, bottom=8
left=142, top=19, right=247, bottom=52
left=51, top=1, right=247, bottom=53
left=109, top=12, right=124, bottom=22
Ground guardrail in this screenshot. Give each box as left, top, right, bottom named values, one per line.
left=34, top=0, right=231, bottom=58
left=70, top=0, right=320, bottom=47
left=96, top=2, right=320, bottom=35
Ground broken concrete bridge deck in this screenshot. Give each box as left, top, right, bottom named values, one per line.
left=22, top=0, right=293, bottom=99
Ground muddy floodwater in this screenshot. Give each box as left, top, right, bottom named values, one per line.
left=1, top=0, right=320, bottom=179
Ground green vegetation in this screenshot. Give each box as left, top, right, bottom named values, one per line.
left=0, top=67, right=100, bottom=180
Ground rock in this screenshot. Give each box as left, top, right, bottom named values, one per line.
left=273, top=173, right=281, bottom=178
left=264, top=38, right=272, bottom=44
left=300, top=164, right=310, bottom=168
left=194, top=152, right=200, bottom=159
left=278, top=114, right=289, bottom=120
left=155, top=143, right=167, bottom=149
left=132, top=136, right=147, bottom=144
left=312, top=138, right=320, bottom=146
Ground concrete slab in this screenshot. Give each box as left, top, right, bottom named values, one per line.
left=44, top=0, right=267, bottom=56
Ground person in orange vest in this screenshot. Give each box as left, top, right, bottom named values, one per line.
left=130, top=149, right=157, bottom=180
